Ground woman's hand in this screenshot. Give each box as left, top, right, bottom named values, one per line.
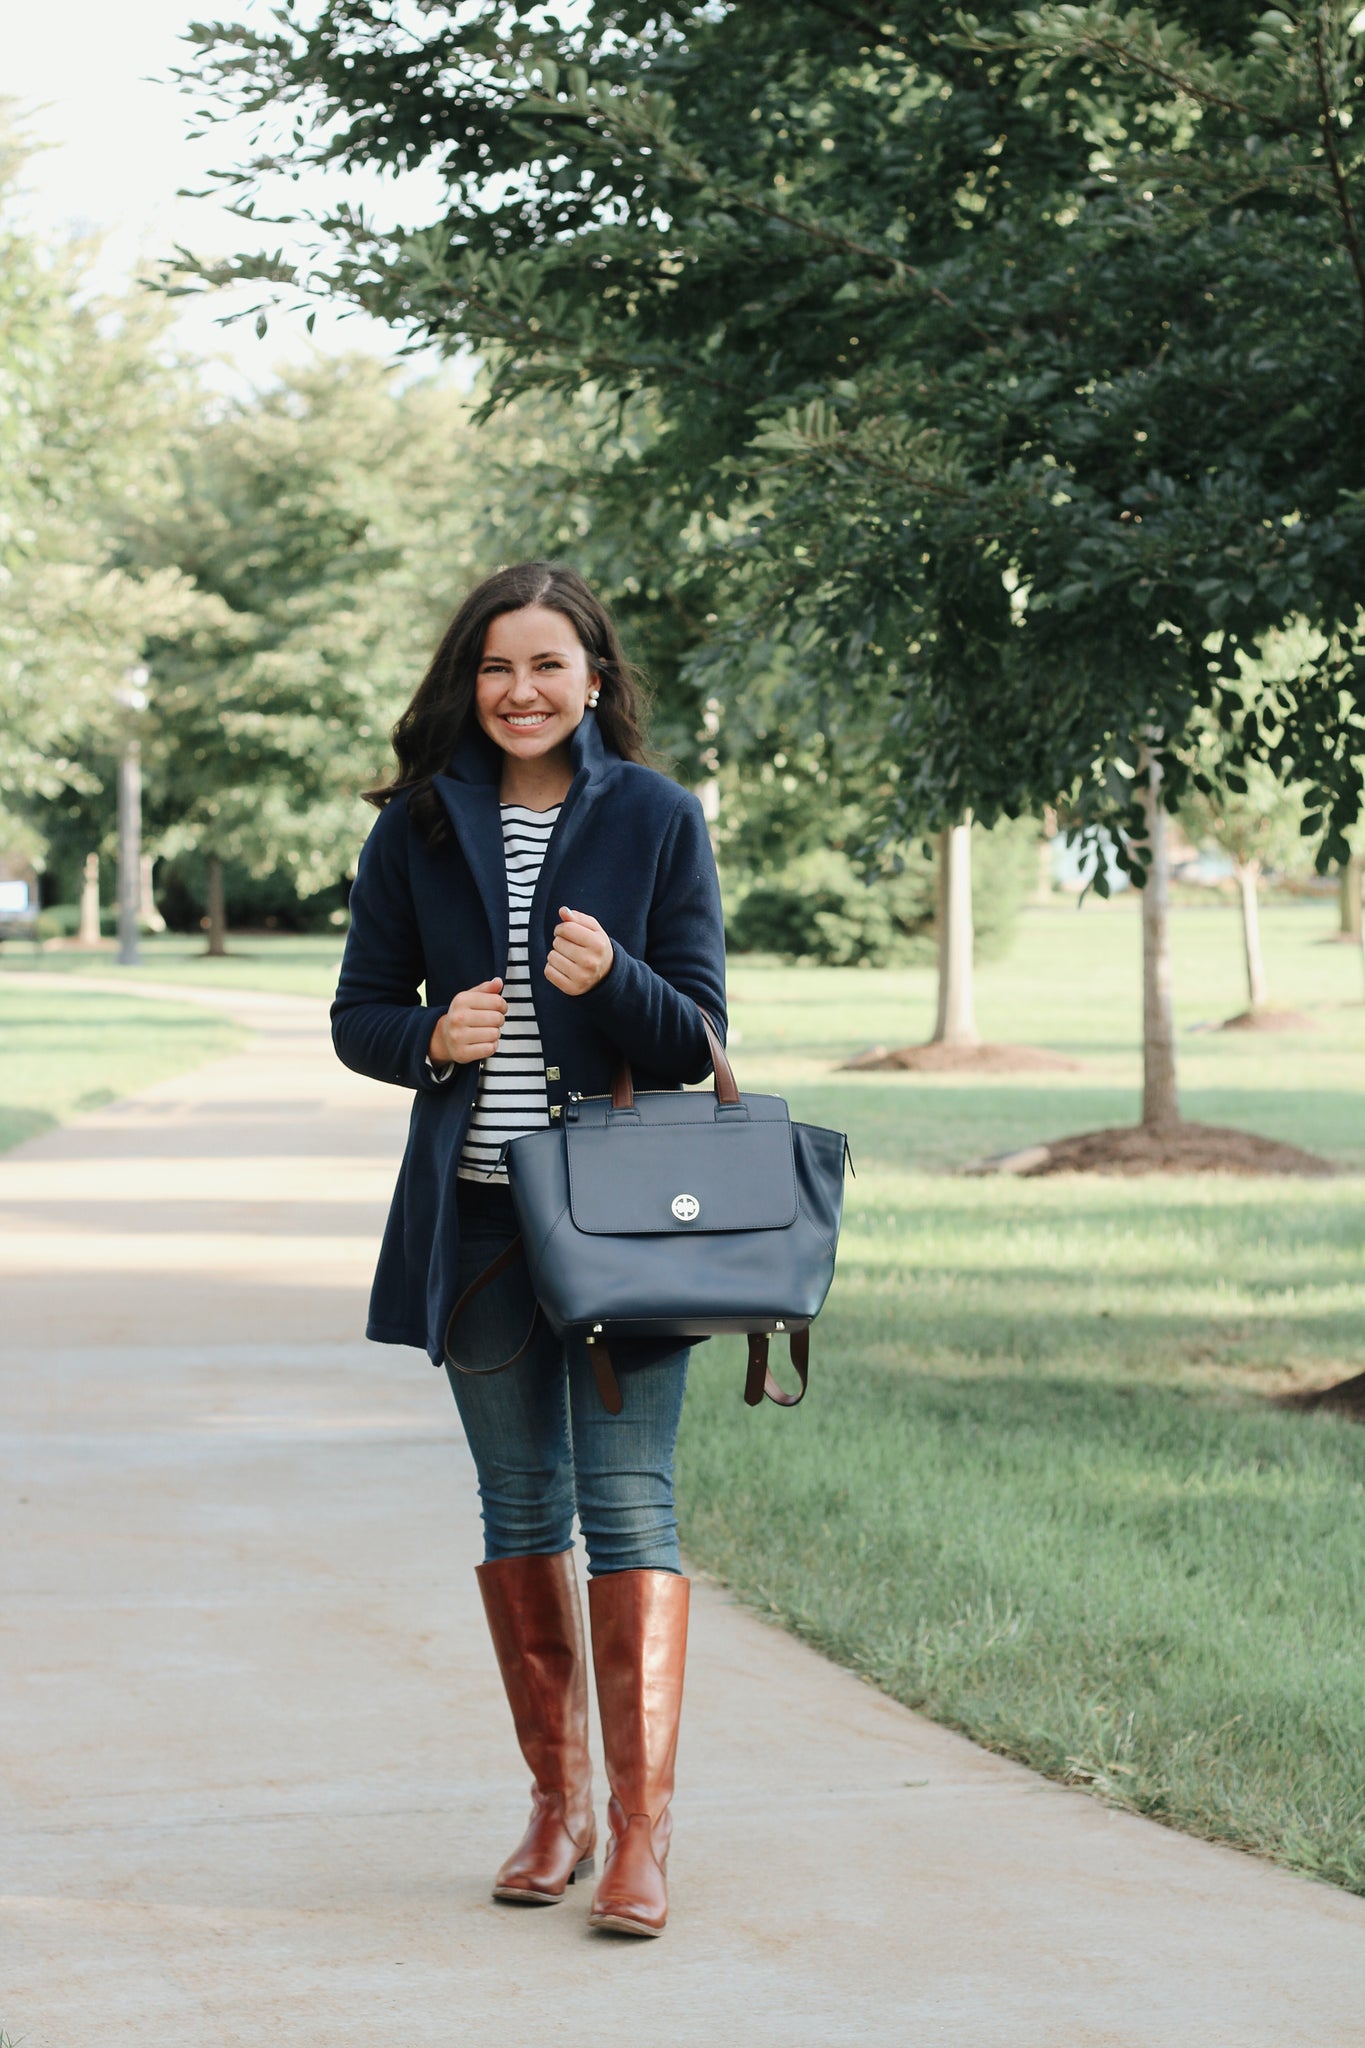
left=545, top=907, right=614, bottom=997
left=429, top=978, right=507, bottom=1065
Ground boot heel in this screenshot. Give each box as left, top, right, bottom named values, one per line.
left=570, top=1854, right=595, bottom=1882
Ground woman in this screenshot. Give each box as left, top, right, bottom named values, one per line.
left=331, top=560, right=727, bottom=1938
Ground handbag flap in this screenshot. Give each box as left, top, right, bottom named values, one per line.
left=565, top=1100, right=799, bottom=1236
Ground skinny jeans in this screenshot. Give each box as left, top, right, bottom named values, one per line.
left=444, top=1180, right=688, bottom=1576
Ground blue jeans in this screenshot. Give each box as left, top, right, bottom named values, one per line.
left=444, top=1182, right=689, bottom=1576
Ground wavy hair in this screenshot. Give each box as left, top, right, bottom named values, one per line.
left=363, top=560, right=650, bottom=844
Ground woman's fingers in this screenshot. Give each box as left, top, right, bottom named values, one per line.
left=453, top=979, right=507, bottom=1017
left=437, top=977, right=509, bottom=1062
left=546, top=910, right=612, bottom=996
left=544, top=954, right=583, bottom=990
left=550, top=929, right=596, bottom=962
left=554, top=909, right=607, bottom=954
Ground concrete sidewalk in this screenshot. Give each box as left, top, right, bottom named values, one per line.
left=4, top=979, right=1364, bottom=2046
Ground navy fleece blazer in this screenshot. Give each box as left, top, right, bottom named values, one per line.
left=331, top=710, right=728, bottom=1364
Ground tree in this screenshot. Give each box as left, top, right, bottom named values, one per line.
left=1180, top=678, right=1314, bottom=1024
left=175, top=4, right=1365, bottom=1128
left=173, top=3, right=1365, bottom=815
left=1330, top=820, right=1365, bottom=993
left=1188, top=763, right=1310, bottom=1019
left=1338, top=856, right=1362, bottom=944
left=172, top=2, right=1087, bottom=1031
left=117, top=358, right=455, bottom=946
left=1131, top=747, right=1178, bottom=1126
left=118, top=360, right=719, bottom=943
left=1180, top=623, right=1322, bottom=1025
left=0, top=124, right=213, bottom=879
left=935, top=823, right=978, bottom=1048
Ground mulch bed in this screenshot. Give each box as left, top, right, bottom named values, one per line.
left=1219, top=1008, right=1316, bottom=1032
left=1276, top=1371, right=1365, bottom=1422
left=839, top=1042, right=1080, bottom=1075
left=966, top=1120, right=1337, bottom=1178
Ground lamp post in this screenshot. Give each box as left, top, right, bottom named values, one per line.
left=115, top=666, right=149, bottom=967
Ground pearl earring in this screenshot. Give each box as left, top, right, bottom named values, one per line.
left=587, top=687, right=600, bottom=708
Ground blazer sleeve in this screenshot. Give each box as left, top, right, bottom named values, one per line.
left=330, top=803, right=453, bottom=1091
left=575, top=789, right=727, bottom=1084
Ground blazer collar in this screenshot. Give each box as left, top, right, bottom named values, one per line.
left=439, top=706, right=613, bottom=788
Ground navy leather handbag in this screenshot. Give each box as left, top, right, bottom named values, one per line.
left=444, top=1011, right=849, bottom=1415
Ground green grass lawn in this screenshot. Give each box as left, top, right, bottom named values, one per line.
left=0, top=931, right=345, bottom=998
left=678, top=896, right=1365, bottom=1895
left=0, top=985, right=244, bottom=1152
left=5, top=897, right=1365, bottom=1890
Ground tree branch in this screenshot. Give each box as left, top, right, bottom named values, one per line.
left=965, top=22, right=1303, bottom=138
left=803, top=1, right=911, bottom=49
left=519, top=90, right=1002, bottom=350
left=465, top=296, right=746, bottom=398
left=1311, top=15, right=1365, bottom=346
left=657, top=146, right=1002, bottom=351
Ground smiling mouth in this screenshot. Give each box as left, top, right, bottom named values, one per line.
left=502, top=712, right=553, bottom=729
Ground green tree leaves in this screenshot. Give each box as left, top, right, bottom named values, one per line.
left=166, top=4, right=1363, bottom=868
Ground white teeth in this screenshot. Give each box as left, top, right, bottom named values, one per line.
left=504, top=714, right=549, bottom=726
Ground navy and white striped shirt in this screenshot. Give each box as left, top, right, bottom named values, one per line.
left=457, top=802, right=561, bottom=1183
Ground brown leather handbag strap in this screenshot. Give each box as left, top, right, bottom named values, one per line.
left=443, top=1236, right=543, bottom=1377
left=744, top=1326, right=810, bottom=1408
left=610, top=1005, right=739, bottom=1111
left=443, top=1240, right=625, bottom=1417
left=698, top=1007, right=740, bottom=1106
left=586, top=1331, right=624, bottom=1415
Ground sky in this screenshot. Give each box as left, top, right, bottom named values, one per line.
left=3, top=0, right=454, bottom=389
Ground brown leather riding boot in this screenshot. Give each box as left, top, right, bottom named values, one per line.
left=587, top=1568, right=690, bottom=1937
left=476, top=1550, right=596, bottom=1903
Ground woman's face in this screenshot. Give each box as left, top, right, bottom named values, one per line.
left=474, top=604, right=598, bottom=764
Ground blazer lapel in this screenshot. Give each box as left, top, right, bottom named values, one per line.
left=431, top=775, right=509, bottom=977
left=529, top=712, right=615, bottom=942
left=531, top=778, right=601, bottom=945
left=433, top=710, right=618, bottom=977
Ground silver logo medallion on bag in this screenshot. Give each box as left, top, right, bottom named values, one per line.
left=671, top=1192, right=701, bottom=1223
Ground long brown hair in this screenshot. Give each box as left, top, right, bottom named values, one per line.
left=364, top=560, right=650, bottom=843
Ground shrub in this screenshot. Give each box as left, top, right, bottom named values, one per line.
left=725, top=818, right=1039, bottom=967
left=33, top=904, right=118, bottom=940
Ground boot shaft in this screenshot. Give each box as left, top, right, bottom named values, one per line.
left=477, top=1550, right=592, bottom=1793
left=587, top=1567, right=690, bottom=1820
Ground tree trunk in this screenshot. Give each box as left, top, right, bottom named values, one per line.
left=78, top=853, right=101, bottom=946
left=696, top=773, right=720, bottom=856
left=932, top=816, right=979, bottom=1047
left=1035, top=824, right=1055, bottom=903
left=140, top=852, right=165, bottom=934
left=1340, top=856, right=1363, bottom=942
left=116, top=736, right=142, bottom=968
left=205, top=854, right=227, bottom=957
left=1235, top=859, right=1267, bottom=1011
left=1139, top=747, right=1180, bottom=1130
